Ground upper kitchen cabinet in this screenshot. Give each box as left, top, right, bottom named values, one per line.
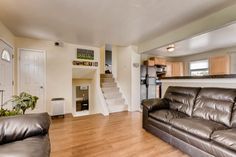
left=150, top=57, right=166, bottom=65
left=209, top=55, right=230, bottom=75
left=165, top=61, right=184, bottom=77
left=171, top=62, right=184, bottom=76
left=143, top=59, right=155, bottom=66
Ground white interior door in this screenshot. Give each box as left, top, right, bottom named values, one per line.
left=0, top=40, right=13, bottom=109
left=19, top=49, right=46, bottom=113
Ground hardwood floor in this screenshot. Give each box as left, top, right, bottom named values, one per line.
left=50, top=112, right=189, bottom=157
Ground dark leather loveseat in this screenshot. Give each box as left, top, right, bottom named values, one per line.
left=142, top=86, right=236, bottom=157
left=0, top=113, right=51, bottom=157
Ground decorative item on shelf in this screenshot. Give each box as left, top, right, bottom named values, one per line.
left=77, top=48, right=94, bottom=60
left=72, top=60, right=98, bottom=67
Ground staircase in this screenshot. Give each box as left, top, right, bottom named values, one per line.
left=100, top=74, right=128, bottom=113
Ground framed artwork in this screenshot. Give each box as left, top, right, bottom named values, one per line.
left=77, top=48, right=94, bottom=60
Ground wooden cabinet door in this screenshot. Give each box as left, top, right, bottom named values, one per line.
left=150, top=57, right=166, bottom=65
left=209, top=55, right=230, bottom=75
left=172, top=62, right=183, bottom=76
left=144, top=60, right=155, bottom=66
left=165, top=62, right=172, bottom=77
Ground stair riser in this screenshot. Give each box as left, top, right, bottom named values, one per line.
left=100, top=78, right=115, bottom=83
left=104, top=93, right=122, bottom=99
left=100, top=74, right=113, bottom=78
left=102, top=83, right=117, bottom=88
left=102, top=88, right=120, bottom=93
left=106, top=99, right=125, bottom=106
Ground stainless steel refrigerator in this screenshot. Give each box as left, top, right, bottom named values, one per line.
left=141, top=65, right=163, bottom=101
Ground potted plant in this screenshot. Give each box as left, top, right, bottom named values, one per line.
left=0, top=108, right=21, bottom=116
left=11, top=92, right=39, bottom=114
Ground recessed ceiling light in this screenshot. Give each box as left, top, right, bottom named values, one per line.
left=167, top=44, right=175, bottom=52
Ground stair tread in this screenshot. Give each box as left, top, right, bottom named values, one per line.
left=102, top=82, right=116, bottom=85
left=102, top=87, right=119, bottom=89
left=100, top=75, right=127, bottom=113
left=108, top=103, right=127, bottom=106
left=103, top=91, right=121, bottom=95
left=106, top=97, right=124, bottom=100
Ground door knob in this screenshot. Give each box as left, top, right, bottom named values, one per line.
left=40, top=86, right=44, bottom=89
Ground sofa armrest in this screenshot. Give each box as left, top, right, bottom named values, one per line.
left=142, top=98, right=169, bottom=112
left=0, top=113, right=51, bottom=144
left=142, top=98, right=169, bottom=130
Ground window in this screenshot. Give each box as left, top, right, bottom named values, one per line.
left=190, top=60, right=209, bottom=76
left=1, top=49, right=11, bottom=62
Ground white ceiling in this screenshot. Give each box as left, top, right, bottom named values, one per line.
left=0, top=0, right=235, bottom=46
left=145, top=22, right=236, bottom=57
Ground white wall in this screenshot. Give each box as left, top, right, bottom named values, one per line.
left=15, top=37, right=100, bottom=114
left=117, top=46, right=132, bottom=107
left=131, top=49, right=141, bottom=111
left=115, top=45, right=141, bottom=111
left=100, top=45, right=105, bottom=74
left=111, top=46, right=118, bottom=79
left=0, top=21, right=15, bottom=46
left=162, top=79, right=236, bottom=97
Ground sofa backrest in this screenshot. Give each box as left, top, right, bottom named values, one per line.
left=0, top=112, right=51, bottom=144
left=193, top=88, right=236, bottom=127
left=230, top=104, right=236, bottom=127
left=164, top=86, right=201, bottom=116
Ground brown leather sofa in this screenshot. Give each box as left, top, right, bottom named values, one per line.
left=0, top=113, right=51, bottom=157
left=142, top=86, right=236, bottom=157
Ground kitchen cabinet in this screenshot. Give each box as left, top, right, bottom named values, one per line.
left=150, top=57, right=166, bottom=65
left=165, top=62, right=183, bottom=77
left=143, top=60, right=155, bottom=66
left=209, top=55, right=230, bottom=75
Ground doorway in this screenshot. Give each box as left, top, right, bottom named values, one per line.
left=105, top=44, right=112, bottom=74
left=73, top=84, right=90, bottom=116
left=75, top=85, right=89, bottom=112
left=18, top=49, right=46, bottom=113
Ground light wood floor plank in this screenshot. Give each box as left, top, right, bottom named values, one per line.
left=50, top=112, right=188, bottom=157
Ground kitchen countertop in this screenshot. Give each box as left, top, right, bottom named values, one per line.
left=161, top=74, right=236, bottom=80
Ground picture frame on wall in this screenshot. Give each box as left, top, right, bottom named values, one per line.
left=77, top=48, right=94, bottom=60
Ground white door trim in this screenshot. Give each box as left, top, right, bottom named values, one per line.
left=17, top=48, right=47, bottom=112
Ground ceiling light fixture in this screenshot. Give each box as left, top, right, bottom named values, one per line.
left=167, top=44, right=175, bottom=52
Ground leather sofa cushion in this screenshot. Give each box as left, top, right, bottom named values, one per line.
left=149, top=109, right=188, bottom=124
left=170, top=118, right=226, bottom=140
left=230, top=104, right=236, bottom=127
left=148, top=117, right=172, bottom=133
left=164, top=86, right=200, bottom=116
left=211, top=129, right=236, bottom=151
left=211, top=141, right=236, bottom=157
left=0, top=113, right=50, bottom=144
left=0, top=135, right=50, bottom=157
left=193, top=88, right=236, bottom=127
left=171, top=127, right=213, bottom=155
